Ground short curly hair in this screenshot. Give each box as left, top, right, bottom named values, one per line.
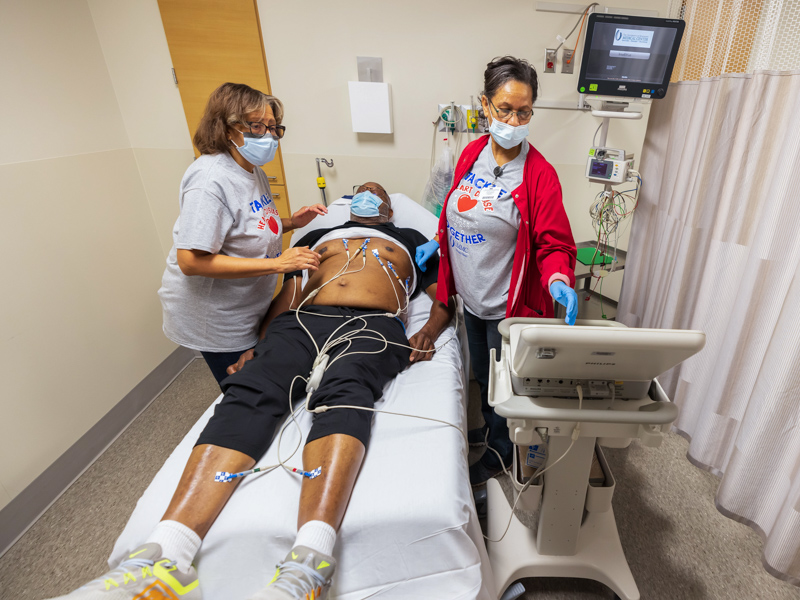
left=193, top=82, right=284, bottom=155
left=483, top=56, right=539, bottom=104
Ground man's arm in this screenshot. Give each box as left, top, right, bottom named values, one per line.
left=227, top=276, right=303, bottom=375
left=408, top=283, right=456, bottom=363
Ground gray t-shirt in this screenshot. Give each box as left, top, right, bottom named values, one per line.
left=158, top=152, right=283, bottom=352
left=446, top=143, right=527, bottom=318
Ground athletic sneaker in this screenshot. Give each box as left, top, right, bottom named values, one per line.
left=248, top=546, right=336, bottom=600
left=45, top=543, right=200, bottom=600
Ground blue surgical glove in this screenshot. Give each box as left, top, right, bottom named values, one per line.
left=550, top=280, right=578, bottom=326
left=415, top=239, right=440, bottom=272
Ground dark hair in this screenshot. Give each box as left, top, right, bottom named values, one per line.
left=193, top=83, right=284, bottom=155
left=483, top=56, right=539, bottom=104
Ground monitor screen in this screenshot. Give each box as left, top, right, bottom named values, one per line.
left=577, top=14, right=685, bottom=100
left=590, top=160, right=610, bottom=177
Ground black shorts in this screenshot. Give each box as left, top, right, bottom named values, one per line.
left=195, top=306, right=411, bottom=460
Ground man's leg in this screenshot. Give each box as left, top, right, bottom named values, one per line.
left=284, top=434, right=364, bottom=580
left=44, top=313, right=315, bottom=600
left=153, top=310, right=317, bottom=556
left=298, top=434, right=365, bottom=530
left=136, top=444, right=254, bottom=579
left=161, top=444, right=255, bottom=537
left=250, top=310, right=410, bottom=599
left=297, top=311, right=409, bottom=536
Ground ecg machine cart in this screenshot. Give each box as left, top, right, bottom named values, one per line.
left=486, top=318, right=704, bottom=600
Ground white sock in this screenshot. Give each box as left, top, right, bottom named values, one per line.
left=294, top=520, right=337, bottom=557
left=146, top=520, right=202, bottom=573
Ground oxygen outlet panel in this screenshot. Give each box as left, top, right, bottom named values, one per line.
left=561, top=48, right=575, bottom=74
left=437, top=104, right=470, bottom=132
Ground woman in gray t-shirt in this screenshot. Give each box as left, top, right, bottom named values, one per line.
left=158, top=83, right=326, bottom=386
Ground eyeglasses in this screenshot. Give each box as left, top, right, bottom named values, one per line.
left=242, top=121, right=286, bottom=139
left=487, top=98, right=533, bottom=123
left=353, top=184, right=387, bottom=198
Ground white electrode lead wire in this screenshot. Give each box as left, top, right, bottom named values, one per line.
left=224, top=242, right=463, bottom=485
left=483, top=384, right=583, bottom=543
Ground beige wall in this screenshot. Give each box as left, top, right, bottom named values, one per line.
left=86, top=0, right=195, bottom=255
left=259, top=0, right=669, bottom=300
left=0, top=0, right=191, bottom=512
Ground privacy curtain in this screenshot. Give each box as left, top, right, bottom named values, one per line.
left=617, top=0, right=800, bottom=585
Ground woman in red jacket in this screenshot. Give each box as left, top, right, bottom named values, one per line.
left=417, top=56, right=578, bottom=485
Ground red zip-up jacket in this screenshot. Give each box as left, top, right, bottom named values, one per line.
left=436, top=136, right=577, bottom=318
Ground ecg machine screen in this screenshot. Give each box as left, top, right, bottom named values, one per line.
left=584, top=22, right=677, bottom=84
left=577, top=14, right=684, bottom=99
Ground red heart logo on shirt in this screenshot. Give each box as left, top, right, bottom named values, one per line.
left=268, top=216, right=279, bottom=234
left=457, top=194, right=477, bottom=212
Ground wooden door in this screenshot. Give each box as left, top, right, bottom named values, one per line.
left=157, top=0, right=292, bottom=251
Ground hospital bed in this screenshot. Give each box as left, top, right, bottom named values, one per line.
left=110, top=193, right=495, bottom=599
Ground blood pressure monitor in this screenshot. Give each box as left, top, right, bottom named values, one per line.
left=585, top=147, right=632, bottom=184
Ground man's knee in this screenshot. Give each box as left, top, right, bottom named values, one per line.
left=307, top=408, right=373, bottom=450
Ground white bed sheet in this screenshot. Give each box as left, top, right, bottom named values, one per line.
left=110, top=195, right=494, bottom=599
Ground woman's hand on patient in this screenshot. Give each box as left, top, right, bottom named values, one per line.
left=290, top=204, right=327, bottom=229
left=277, top=246, right=321, bottom=273
left=408, top=329, right=436, bottom=363
left=227, top=348, right=255, bottom=375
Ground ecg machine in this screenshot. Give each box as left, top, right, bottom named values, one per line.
left=486, top=318, right=705, bottom=600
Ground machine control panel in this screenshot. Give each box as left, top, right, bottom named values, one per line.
left=517, top=377, right=650, bottom=399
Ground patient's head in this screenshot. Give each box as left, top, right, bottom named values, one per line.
left=350, top=182, right=392, bottom=224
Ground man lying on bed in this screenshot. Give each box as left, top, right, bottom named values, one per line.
left=50, top=182, right=453, bottom=600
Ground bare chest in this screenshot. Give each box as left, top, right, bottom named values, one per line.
left=314, top=237, right=413, bottom=278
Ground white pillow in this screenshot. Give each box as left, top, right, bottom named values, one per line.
left=290, top=193, right=437, bottom=246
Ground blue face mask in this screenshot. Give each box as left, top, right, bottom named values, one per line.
left=231, top=134, right=278, bottom=166
left=488, top=118, right=529, bottom=150
left=351, top=191, right=388, bottom=218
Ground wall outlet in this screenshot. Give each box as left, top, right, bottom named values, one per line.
left=561, top=48, right=575, bottom=74
left=544, top=49, right=557, bottom=73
